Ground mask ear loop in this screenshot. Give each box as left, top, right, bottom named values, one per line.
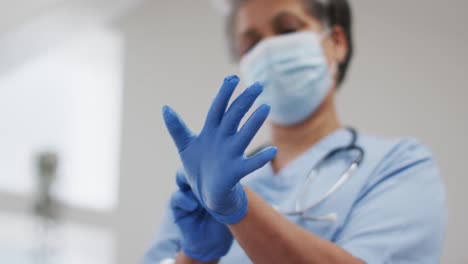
left=319, top=27, right=339, bottom=88
left=328, top=62, right=339, bottom=87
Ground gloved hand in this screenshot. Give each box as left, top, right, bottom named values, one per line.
left=163, top=75, right=277, bottom=225
left=171, top=170, right=233, bottom=262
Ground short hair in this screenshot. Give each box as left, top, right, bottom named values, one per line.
left=226, top=0, right=353, bottom=86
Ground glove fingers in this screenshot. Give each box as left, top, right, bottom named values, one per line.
left=171, top=191, right=200, bottom=220
left=173, top=207, right=192, bottom=221
left=235, top=104, right=270, bottom=152
left=241, top=146, right=278, bottom=178
left=221, top=82, right=263, bottom=135
left=176, top=169, right=191, bottom=192
left=204, top=75, right=239, bottom=130
left=162, top=106, right=195, bottom=152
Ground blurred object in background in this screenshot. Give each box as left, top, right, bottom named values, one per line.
left=0, top=0, right=143, bottom=263
left=34, top=151, right=60, bottom=221
left=32, top=151, right=61, bottom=264
left=0, top=24, right=123, bottom=211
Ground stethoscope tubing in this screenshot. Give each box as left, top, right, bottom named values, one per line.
left=278, top=128, right=364, bottom=222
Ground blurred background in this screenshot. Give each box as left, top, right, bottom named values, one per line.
left=0, top=0, right=467, bottom=263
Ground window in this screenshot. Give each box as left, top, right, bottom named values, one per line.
left=0, top=26, right=123, bottom=211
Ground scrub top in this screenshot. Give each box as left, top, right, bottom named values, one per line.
left=143, top=128, right=447, bottom=264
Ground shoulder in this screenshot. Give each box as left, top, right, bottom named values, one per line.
left=358, top=132, right=439, bottom=179
left=355, top=132, right=446, bottom=206
left=358, top=132, right=434, bottom=162
left=337, top=133, right=447, bottom=263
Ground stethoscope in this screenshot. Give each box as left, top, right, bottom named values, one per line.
left=277, top=127, right=364, bottom=223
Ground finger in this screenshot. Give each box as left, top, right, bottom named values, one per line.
left=175, top=192, right=200, bottom=221
left=172, top=206, right=192, bottom=221
left=235, top=104, right=270, bottom=153
left=203, top=75, right=240, bottom=129
left=175, top=169, right=191, bottom=192
left=174, top=207, right=205, bottom=229
left=240, top=147, right=278, bottom=179
left=170, top=191, right=199, bottom=220
left=162, top=105, right=195, bottom=152
left=171, top=192, right=190, bottom=220
left=221, top=82, right=263, bottom=134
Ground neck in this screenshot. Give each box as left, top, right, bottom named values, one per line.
left=270, top=92, right=341, bottom=173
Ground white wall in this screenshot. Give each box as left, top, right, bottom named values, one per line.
left=115, top=0, right=468, bottom=263
left=115, top=1, right=234, bottom=263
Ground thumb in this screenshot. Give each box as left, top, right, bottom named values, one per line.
left=239, top=146, right=277, bottom=180
left=170, top=191, right=199, bottom=220
left=162, top=105, right=195, bottom=152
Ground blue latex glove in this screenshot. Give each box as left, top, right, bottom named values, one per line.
left=171, top=170, right=233, bottom=262
left=163, top=75, right=277, bottom=225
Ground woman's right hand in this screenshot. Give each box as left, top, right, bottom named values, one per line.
left=171, top=170, right=233, bottom=263
left=162, top=75, right=277, bottom=225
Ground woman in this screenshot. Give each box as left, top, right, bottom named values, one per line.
left=144, top=0, right=447, bottom=263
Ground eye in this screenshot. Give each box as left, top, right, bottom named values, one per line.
left=278, top=27, right=299, bottom=35
left=276, top=22, right=304, bottom=35
left=240, top=37, right=261, bottom=56
left=273, top=13, right=306, bottom=36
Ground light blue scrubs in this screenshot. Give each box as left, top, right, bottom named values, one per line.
left=143, top=129, right=447, bottom=264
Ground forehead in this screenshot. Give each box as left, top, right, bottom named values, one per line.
left=235, top=0, right=313, bottom=32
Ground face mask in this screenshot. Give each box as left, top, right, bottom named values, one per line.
left=239, top=31, right=335, bottom=126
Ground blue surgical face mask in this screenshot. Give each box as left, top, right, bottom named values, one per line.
left=240, top=31, right=335, bottom=126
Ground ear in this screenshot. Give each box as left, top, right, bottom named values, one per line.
left=330, top=25, right=349, bottom=65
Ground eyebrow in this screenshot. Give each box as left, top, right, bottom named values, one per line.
left=240, top=11, right=303, bottom=39
left=271, top=11, right=305, bottom=29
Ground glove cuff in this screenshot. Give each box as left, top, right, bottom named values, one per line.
left=208, top=185, right=248, bottom=225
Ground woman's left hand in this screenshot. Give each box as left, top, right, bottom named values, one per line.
left=162, top=75, right=277, bottom=225
left=171, top=170, right=233, bottom=262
